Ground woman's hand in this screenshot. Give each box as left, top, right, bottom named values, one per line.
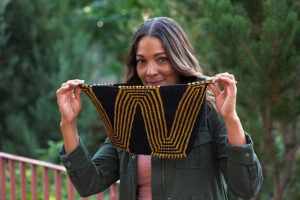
left=56, top=79, right=85, bottom=123
left=56, top=79, right=84, bottom=153
left=208, top=72, right=238, bottom=121
left=208, top=73, right=246, bottom=146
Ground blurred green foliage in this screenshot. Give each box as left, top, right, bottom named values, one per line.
left=0, top=0, right=105, bottom=157
left=1, top=0, right=299, bottom=199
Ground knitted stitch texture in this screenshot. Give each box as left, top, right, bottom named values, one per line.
left=79, top=79, right=211, bottom=158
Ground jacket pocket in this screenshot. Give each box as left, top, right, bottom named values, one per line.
left=176, top=128, right=213, bottom=169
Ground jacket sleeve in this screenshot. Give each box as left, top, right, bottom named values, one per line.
left=59, top=137, right=119, bottom=197
left=207, top=110, right=263, bottom=199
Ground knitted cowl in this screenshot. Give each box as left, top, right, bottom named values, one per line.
left=79, top=78, right=211, bottom=158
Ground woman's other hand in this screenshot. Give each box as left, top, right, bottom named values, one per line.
left=208, top=73, right=246, bottom=146
left=56, top=79, right=84, bottom=153
left=56, top=79, right=85, bottom=123
left=208, top=73, right=238, bottom=121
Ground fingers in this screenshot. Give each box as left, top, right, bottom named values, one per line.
left=213, top=76, right=236, bottom=87
left=56, top=79, right=85, bottom=100
left=61, top=79, right=85, bottom=87
left=208, top=83, right=221, bottom=97
left=207, top=72, right=237, bottom=97
left=219, top=72, right=235, bottom=80
left=56, top=85, right=70, bottom=96
left=58, top=80, right=85, bottom=92
left=74, top=87, right=82, bottom=101
left=209, top=73, right=237, bottom=87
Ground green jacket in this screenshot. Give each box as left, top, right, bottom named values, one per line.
left=59, top=110, right=263, bottom=200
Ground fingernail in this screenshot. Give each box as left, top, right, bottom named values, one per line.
left=63, top=85, right=69, bottom=88
left=79, top=80, right=85, bottom=83
left=212, top=78, right=216, bottom=84
left=74, top=82, right=79, bottom=85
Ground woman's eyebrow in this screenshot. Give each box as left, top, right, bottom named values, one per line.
left=136, top=52, right=167, bottom=57
left=154, top=52, right=167, bottom=57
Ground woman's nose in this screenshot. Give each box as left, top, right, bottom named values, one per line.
left=145, top=62, right=158, bottom=76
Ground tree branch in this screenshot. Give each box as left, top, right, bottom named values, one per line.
left=205, top=28, right=231, bottom=58
left=238, top=33, right=264, bottom=73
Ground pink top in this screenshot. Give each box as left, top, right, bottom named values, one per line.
left=137, top=155, right=152, bottom=200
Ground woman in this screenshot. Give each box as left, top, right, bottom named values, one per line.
left=57, top=17, right=263, bottom=199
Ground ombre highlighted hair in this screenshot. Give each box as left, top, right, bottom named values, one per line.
left=123, top=17, right=215, bottom=109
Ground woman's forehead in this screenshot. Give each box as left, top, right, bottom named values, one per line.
left=136, top=36, right=166, bottom=55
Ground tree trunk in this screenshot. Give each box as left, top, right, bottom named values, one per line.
left=272, top=119, right=298, bottom=200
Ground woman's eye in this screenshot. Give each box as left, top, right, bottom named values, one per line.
left=136, top=59, right=145, bottom=64
left=158, top=57, right=168, bottom=62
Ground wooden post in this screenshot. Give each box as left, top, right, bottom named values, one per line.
left=67, top=177, right=75, bottom=200
left=55, top=170, right=62, bottom=200
left=9, top=160, right=16, bottom=200
left=31, top=164, right=38, bottom=200
left=0, top=157, right=6, bottom=200
left=20, top=162, right=27, bottom=200
left=42, top=167, right=49, bottom=200
left=110, top=183, right=119, bottom=200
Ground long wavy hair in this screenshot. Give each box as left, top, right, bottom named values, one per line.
left=122, top=17, right=215, bottom=109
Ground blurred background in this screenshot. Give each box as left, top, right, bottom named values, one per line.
left=0, top=0, right=299, bottom=199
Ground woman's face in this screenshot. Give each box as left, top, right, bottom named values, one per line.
left=136, top=36, right=181, bottom=86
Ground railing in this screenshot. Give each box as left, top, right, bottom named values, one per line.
left=0, top=152, right=119, bottom=200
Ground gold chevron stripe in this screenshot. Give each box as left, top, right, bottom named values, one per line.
left=79, top=85, right=113, bottom=138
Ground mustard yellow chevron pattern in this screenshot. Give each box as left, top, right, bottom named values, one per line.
left=79, top=81, right=211, bottom=158
left=80, top=84, right=114, bottom=137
